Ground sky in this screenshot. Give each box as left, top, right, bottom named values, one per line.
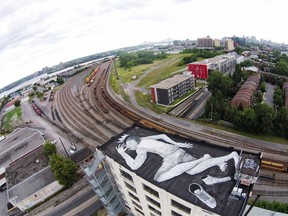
left=0, top=0, right=287, bottom=89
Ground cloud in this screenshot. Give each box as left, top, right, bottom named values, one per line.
left=0, top=0, right=287, bottom=90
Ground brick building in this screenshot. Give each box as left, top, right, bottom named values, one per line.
left=231, top=75, right=260, bottom=108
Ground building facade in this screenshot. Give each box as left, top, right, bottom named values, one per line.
left=197, top=37, right=213, bottom=48
left=231, top=75, right=260, bottom=108
left=213, top=39, right=221, bottom=47
left=188, top=54, right=237, bottom=79
left=225, top=39, right=235, bottom=51
left=150, top=73, right=195, bottom=105
left=95, top=125, right=260, bottom=216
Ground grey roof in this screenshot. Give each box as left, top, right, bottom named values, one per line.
left=0, top=127, right=45, bottom=168
left=5, top=147, right=50, bottom=188
left=7, top=167, right=55, bottom=202
left=151, top=74, right=193, bottom=90
left=100, top=125, right=258, bottom=216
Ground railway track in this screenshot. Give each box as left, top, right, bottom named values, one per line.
left=54, top=59, right=288, bottom=197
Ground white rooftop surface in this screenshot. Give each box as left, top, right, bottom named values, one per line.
left=191, top=54, right=236, bottom=65
left=0, top=127, right=45, bottom=168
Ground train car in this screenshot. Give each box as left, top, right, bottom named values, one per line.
left=261, top=159, right=288, bottom=172
left=139, top=119, right=176, bottom=135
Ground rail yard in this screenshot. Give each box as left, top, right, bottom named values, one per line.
left=52, top=59, right=288, bottom=199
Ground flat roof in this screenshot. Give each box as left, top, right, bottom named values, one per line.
left=189, top=54, right=236, bottom=66
left=5, top=147, right=50, bottom=188
left=0, top=127, right=45, bottom=168
left=100, top=125, right=258, bottom=216
left=7, top=167, right=55, bottom=202
left=151, top=74, right=193, bottom=90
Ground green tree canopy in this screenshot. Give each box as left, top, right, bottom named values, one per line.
left=56, top=77, right=65, bottom=84
left=254, top=103, right=276, bottom=134
left=207, top=71, right=233, bottom=97
left=44, top=142, right=57, bottom=156
left=50, top=154, right=77, bottom=188
left=234, top=108, right=258, bottom=132
left=259, top=82, right=266, bottom=93
left=14, top=99, right=21, bottom=107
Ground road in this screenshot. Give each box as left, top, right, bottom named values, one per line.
left=37, top=187, right=102, bottom=216
left=264, top=82, right=275, bottom=107
left=21, top=100, right=80, bottom=156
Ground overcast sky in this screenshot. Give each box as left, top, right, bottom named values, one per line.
left=0, top=0, right=287, bottom=89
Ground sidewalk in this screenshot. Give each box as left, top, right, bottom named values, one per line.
left=25, top=177, right=89, bottom=216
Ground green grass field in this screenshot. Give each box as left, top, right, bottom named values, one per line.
left=2, top=107, right=22, bottom=130
left=195, top=119, right=288, bottom=145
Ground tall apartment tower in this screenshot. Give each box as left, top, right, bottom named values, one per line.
left=213, top=39, right=221, bottom=47
left=94, top=125, right=261, bottom=216
left=225, top=39, right=235, bottom=51
left=197, top=36, right=213, bottom=48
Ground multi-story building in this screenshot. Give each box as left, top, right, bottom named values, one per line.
left=225, top=39, right=235, bottom=51
left=213, top=39, right=221, bottom=47
left=150, top=73, right=195, bottom=105
left=231, top=75, right=260, bottom=108
left=84, top=125, right=261, bottom=216
left=197, top=36, right=213, bottom=48
left=188, top=54, right=237, bottom=79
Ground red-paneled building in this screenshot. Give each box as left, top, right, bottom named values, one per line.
left=188, top=54, right=237, bottom=80
left=187, top=64, right=208, bottom=79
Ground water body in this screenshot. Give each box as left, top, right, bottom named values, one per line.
left=0, top=67, right=71, bottom=99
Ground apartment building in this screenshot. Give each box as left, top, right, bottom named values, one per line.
left=188, top=54, right=237, bottom=79
left=197, top=37, right=213, bottom=48
left=150, top=73, right=195, bottom=105
left=213, top=39, right=221, bottom=47
left=225, top=39, right=235, bottom=51
left=84, top=125, right=261, bottom=216
left=231, top=75, right=260, bottom=108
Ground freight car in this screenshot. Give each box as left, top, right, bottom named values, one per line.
left=261, top=159, right=288, bottom=172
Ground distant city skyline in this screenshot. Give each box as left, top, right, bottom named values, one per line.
left=0, top=0, right=287, bottom=89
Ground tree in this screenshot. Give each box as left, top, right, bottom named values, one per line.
left=44, top=142, right=57, bottom=156
left=50, top=154, right=77, bottom=188
left=259, top=82, right=266, bottom=93
left=254, top=103, right=276, bottom=134
left=207, top=71, right=233, bottom=97
left=240, top=60, right=253, bottom=68
left=56, top=77, right=65, bottom=84
left=14, top=99, right=21, bottom=107
left=32, top=86, right=37, bottom=91
left=234, top=108, right=258, bottom=132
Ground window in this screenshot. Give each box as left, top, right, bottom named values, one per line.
left=120, top=169, right=133, bottom=182
left=135, top=208, right=144, bottom=215
left=125, top=181, right=137, bottom=193
left=132, top=200, right=142, bottom=210
left=148, top=205, right=161, bottom=215
left=171, top=200, right=191, bottom=214
left=125, top=204, right=131, bottom=210
left=171, top=210, right=183, bottom=216
left=128, top=192, right=139, bottom=202
left=146, top=196, right=160, bottom=208
left=143, top=184, right=159, bottom=198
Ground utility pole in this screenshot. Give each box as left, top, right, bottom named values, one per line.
left=59, top=137, right=69, bottom=157
left=211, top=103, right=213, bottom=122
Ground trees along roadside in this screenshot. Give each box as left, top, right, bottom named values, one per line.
left=50, top=154, right=77, bottom=188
